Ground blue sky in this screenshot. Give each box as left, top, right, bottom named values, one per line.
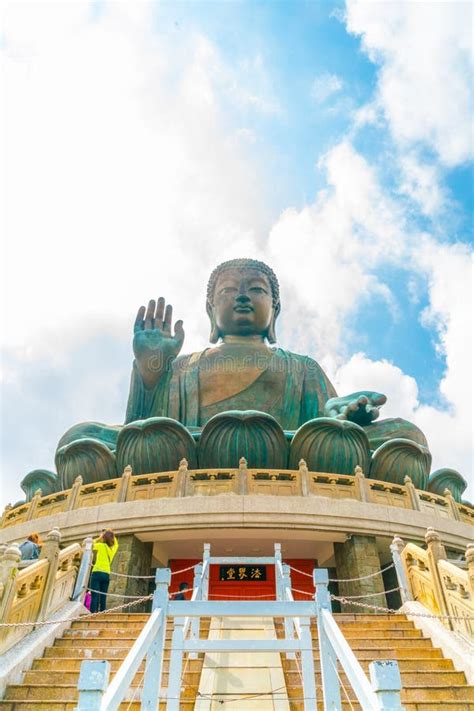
left=1, top=0, right=473, bottom=506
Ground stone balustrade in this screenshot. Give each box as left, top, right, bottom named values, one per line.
left=2, top=461, right=472, bottom=530
left=400, top=528, right=474, bottom=640
left=0, top=529, right=85, bottom=655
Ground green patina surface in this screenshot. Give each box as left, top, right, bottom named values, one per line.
left=20, top=259, right=443, bottom=499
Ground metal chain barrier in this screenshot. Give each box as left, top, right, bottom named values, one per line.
left=0, top=594, right=153, bottom=628
left=109, top=562, right=198, bottom=580
left=287, top=562, right=394, bottom=583
left=331, top=594, right=474, bottom=621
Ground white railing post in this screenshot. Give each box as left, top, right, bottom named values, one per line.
left=202, top=543, right=210, bottom=600
left=189, top=563, right=203, bottom=659
left=390, top=536, right=412, bottom=603
left=299, top=611, right=317, bottom=711
left=282, top=563, right=295, bottom=659
left=71, top=536, right=93, bottom=601
left=166, top=615, right=185, bottom=711
left=141, top=568, right=171, bottom=711
left=369, top=660, right=404, bottom=710
left=274, top=543, right=282, bottom=602
left=74, top=660, right=110, bottom=711
left=314, top=569, right=342, bottom=711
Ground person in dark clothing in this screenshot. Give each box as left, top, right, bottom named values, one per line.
left=89, top=529, right=119, bottom=613
left=174, top=581, right=189, bottom=600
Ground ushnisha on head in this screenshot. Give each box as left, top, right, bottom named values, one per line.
left=206, top=258, right=281, bottom=344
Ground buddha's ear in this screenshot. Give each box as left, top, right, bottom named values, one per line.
left=267, top=301, right=281, bottom=344
left=206, top=300, right=220, bottom=344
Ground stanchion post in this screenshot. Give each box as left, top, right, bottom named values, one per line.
left=166, top=615, right=185, bottom=711
left=75, top=660, right=110, bottom=711
left=369, top=660, right=404, bottom=710
left=189, top=563, right=203, bottom=654
left=390, top=536, right=412, bottom=604
left=142, top=568, right=171, bottom=711
left=202, top=544, right=210, bottom=601
left=274, top=543, right=282, bottom=602
left=282, top=563, right=295, bottom=658
left=314, top=569, right=342, bottom=711
left=72, top=537, right=94, bottom=601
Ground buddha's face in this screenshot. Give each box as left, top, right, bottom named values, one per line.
left=210, top=267, right=275, bottom=339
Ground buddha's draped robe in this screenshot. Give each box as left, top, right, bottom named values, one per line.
left=125, top=348, right=337, bottom=431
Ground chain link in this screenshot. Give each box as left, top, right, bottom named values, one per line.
left=331, top=595, right=474, bottom=621
left=0, top=594, right=153, bottom=628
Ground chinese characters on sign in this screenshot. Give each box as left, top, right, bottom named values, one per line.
left=219, top=565, right=267, bottom=581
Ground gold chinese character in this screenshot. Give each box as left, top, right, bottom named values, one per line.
left=226, top=568, right=236, bottom=580
left=238, top=567, right=248, bottom=580
left=250, top=568, right=262, bottom=579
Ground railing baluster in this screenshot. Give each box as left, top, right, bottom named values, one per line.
left=314, top=569, right=342, bottom=711
left=75, top=660, right=110, bottom=711
left=166, top=616, right=185, bottom=711
left=141, top=568, right=171, bottom=711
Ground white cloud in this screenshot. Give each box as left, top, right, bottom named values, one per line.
left=345, top=0, right=473, bottom=166
left=268, top=141, right=406, bottom=356
left=1, top=3, right=273, bottom=354
left=310, top=72, right=343, bottom=104
left=398, top=153, right=447, bottom=217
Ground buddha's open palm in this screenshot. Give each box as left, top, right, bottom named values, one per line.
left=133, top=298, right=184, bottom=383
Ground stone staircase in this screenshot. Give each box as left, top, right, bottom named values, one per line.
left=0, top=612, right=473, bottom=710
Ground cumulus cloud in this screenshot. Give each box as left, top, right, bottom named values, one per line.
left=268, top=141, right=406, bottom=356
left=345, top=0, right=473, bottom=166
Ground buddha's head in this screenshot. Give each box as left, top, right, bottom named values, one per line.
left=206, top=258, right=281, bottom=343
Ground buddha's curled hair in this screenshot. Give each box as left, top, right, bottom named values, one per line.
left=207, top=258, right=280, bottom=306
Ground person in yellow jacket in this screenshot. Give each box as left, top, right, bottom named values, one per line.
left=89, top=529, right=119, bottom=613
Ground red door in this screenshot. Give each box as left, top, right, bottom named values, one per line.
left=169, top=558, right=316, bottom=600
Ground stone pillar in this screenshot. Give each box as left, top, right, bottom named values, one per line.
left=108, top=534, right=153, bottom=612
left=238, top=457, right=248, bottom=495
left=425, top=527, right=449, bottom=619
left=67, top=476, right=83, bottom=510
left=37, top=528, right=62, bottom=620
left=334, top=535, right=387, bottom=613
left=0, top=543, right=22, bottom=619
left=26, top=488, right=42, bottom=521
left=404, top=476, right=421, bottom=511
left=299, top=459, right=310, bottom=496
left=354, top=465, right=369, bottom=502
left=465, top=543, right=474, bottom=599
left=176, top=459, right=188, bottom=497
left=117, top=466, right=132, bottom=502
left=443, top=488, right=461, bottom=521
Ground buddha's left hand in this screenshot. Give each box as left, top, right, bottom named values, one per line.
left=324, top=391, right=387, bottom=426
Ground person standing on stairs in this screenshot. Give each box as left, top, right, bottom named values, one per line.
left=89, top=529, right=119, bottom=613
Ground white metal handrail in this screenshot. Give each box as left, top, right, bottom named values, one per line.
left=314, top=568, right=404, bottom=711
left=75, top=544, right=404, bottom=711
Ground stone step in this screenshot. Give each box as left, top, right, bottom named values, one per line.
left=22, top=667, right=467, bottom=689
left=0, top=701, right=473, bottom=711
left=30, top=655, right=456, bottom=674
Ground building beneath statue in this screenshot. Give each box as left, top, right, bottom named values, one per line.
left=4, top=258, right=470, bottom=609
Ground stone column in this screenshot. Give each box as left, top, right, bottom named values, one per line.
left=117, top=466, right=132, bottom=502
left=26, top=488, right=42, bottom=521
left=108, top=534, right=153, bottom=612
left=38, top=527, right=62, bottom=620
left=425, top=527, right=449, bottom=619
left=465, top=543, right=474, bottom=599
left=0, top=543, right=22, bottom=619
left=238, top=457, right=248, bottom=495
left=443, top=488, right=461, bottom=521
left=67, top=476, right=83, bottom=511
left=334, top=535, right=387, bottom=613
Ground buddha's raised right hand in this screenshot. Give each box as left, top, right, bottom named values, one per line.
left=133, top=298, right=185, bottom=389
